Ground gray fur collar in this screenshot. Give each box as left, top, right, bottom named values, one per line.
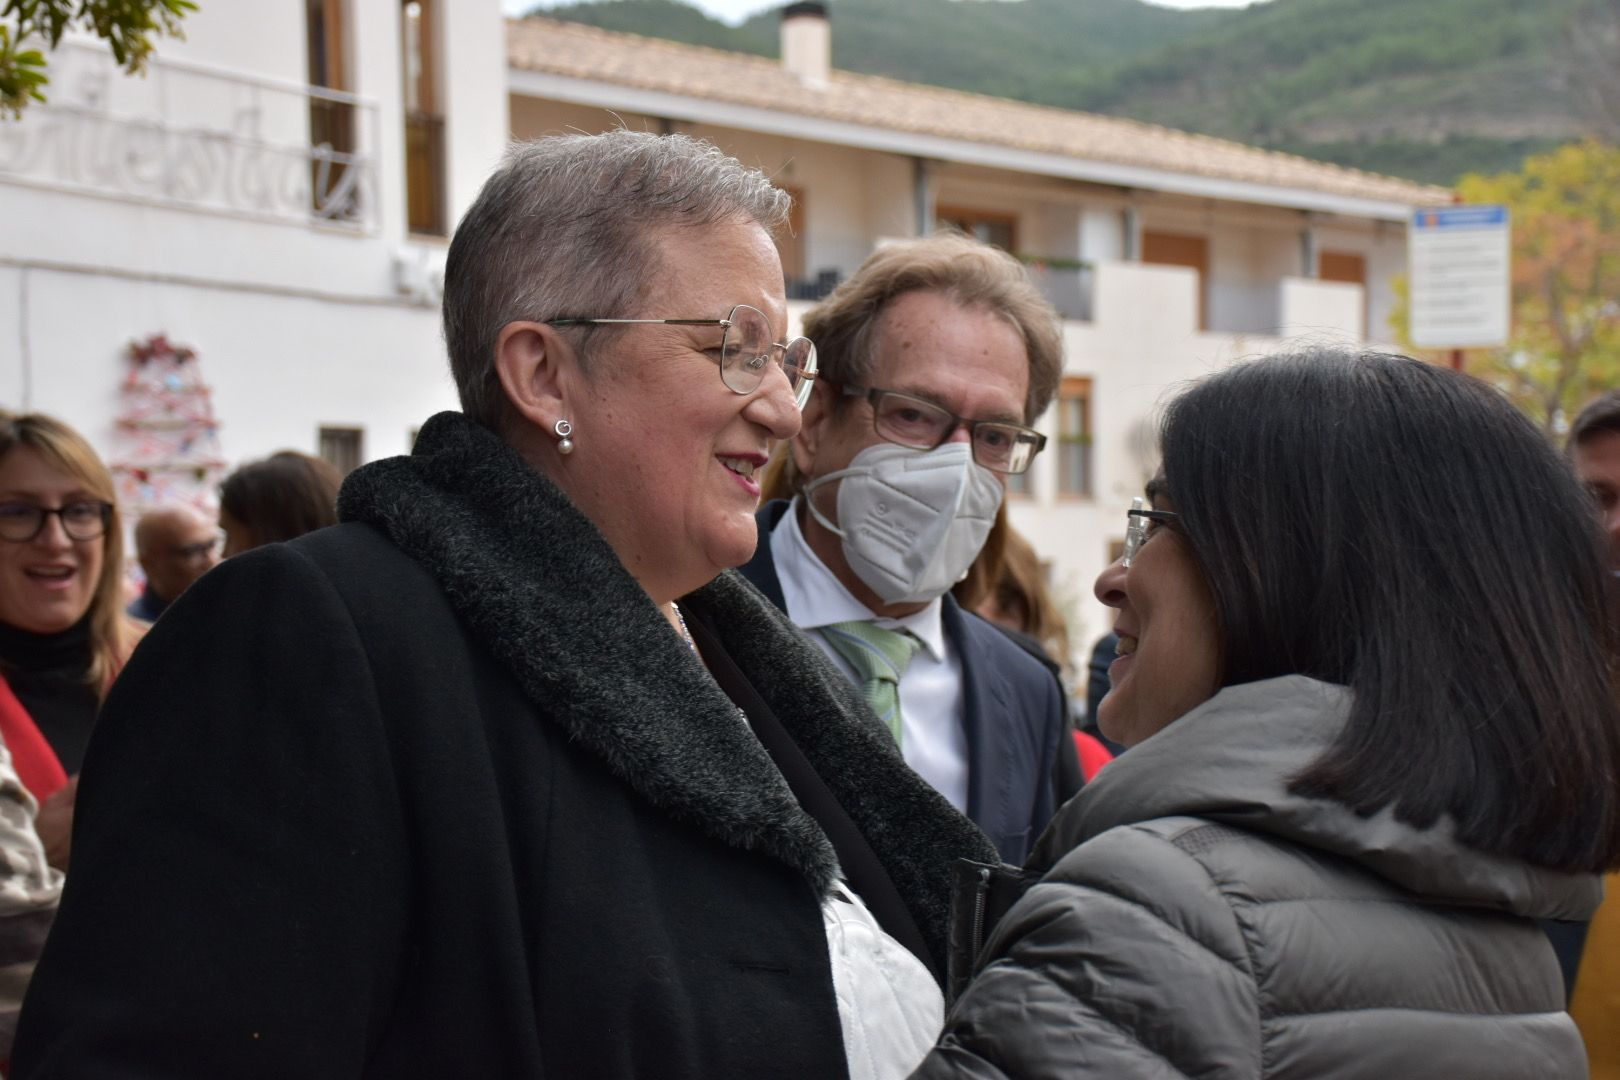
left=337, top=412, right=994, bottom=965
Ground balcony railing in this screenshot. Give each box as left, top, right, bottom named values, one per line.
left=0, top=40, right=379, bottom=232
left=1022, top=258, right=1095, bottom=323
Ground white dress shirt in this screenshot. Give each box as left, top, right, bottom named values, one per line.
left=771, top=500, right=971, bottom=813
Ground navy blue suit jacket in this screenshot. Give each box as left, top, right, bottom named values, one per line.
left=739, top=501, right=1066, bottom=863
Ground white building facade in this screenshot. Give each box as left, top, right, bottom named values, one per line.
left=0, top=0, right=509, bottom=474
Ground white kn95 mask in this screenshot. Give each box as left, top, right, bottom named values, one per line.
left=804, top=441, right=1004, bottom=606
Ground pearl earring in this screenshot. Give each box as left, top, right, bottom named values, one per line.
left=553, top=419, right=574, bottom=455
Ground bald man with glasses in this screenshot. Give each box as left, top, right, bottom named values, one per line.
left=128, top=506, right=220, bottom=623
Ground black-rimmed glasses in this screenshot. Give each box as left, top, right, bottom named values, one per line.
left=1123, top=496, right=1179, bottom=567
left=839, top=384, right=1047, bottom=475
left=0, top=501, right=113, bottom=543
left=547, top=303, right=818, bottom=408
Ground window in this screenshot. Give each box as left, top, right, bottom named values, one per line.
left=1056, top=377, right=1092, bottom=499
left=305, top=0, right=357, bottom=220
left=1004, top=462, right=1032, bottom=498
left=319, top=426, right=365, bottom=477
left=1319, top=250, right=1368, bottom=336
left=1142, top=230, right=1209, bottom=330
left=1319, top=250, right=1366, bottom=287
left=401, top=0, right=447, bottom=235
left=776, top=185, right=806, bottom=283
left=935, top=206, right=1017, bottom=253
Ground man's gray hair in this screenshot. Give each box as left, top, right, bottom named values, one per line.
left=443, top=130, right=792, bottom=433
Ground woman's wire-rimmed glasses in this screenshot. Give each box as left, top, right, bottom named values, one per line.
left=0, top=501, right=113, bottom=543
left=838, top=383, right=1047, bottom=474
left=1123, top=496, right=1179, bottom=567
left=547, top=303, right=818, bottom=408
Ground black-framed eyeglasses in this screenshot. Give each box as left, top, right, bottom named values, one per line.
left=0, top=501, right=113, bottom=543
left=1123, top=496, right=1179, bottom=567
left=547, top=303, right=818, bottom=408
left=839, top=384, right=1047, bottom=475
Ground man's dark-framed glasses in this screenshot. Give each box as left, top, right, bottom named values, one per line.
left=1123, top=496, right=1180, bottom=567
left=839, top=384, right=1047, bottom=474
left=0, top=501, right=113, bottom=543
left=547, top=303, right=818, bottom=408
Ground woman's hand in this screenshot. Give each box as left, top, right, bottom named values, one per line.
left=36, top=776, right=77, bottom=872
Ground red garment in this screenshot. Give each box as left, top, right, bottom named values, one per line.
left=1073, top=730, right=1114, bottom=783
left=0, top=676, right=67, bottom=803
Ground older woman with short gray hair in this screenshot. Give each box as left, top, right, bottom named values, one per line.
left=15, top=131, right=993, bottom=1080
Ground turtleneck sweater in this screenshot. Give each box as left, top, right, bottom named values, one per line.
left=0, top=618, right=98, bottom=775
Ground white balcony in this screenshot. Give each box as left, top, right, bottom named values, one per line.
left=0, top=40, right=380, bottom=233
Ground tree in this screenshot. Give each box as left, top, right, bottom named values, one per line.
left=1392, top=140, right=1620, bottom=436
left=1, top=0, right=196, bottom=119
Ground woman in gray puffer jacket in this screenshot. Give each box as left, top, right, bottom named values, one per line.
left=914, top=348, right=1620, bottom=1079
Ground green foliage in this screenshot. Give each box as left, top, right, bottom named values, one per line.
left=1263, top=135, right=1568, bottom=188
left=535, top=0, right=1220, bottom=100
left=525, top=0, right=1592, bottom=184
left=1, top=0, right=197, bottom=119
left=526, top=0, right=766, bottom=54
left=1391, top=141, right=1620, bottom=434
left=1072, top=0, right=1581, bottom=139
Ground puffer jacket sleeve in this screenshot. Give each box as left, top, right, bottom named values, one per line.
left=911, top=819, right=1261, bottom=1080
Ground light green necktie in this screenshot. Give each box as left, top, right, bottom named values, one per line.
left=820, top=621, right=922, bottom=745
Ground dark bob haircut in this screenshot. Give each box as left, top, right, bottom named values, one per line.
left=219, top=451, right=341, bottom=547
left=1159, top=347, right=1620, bottom=874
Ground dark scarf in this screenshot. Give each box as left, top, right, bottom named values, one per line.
left=337, top=411, right=995, bottom=969
left=0, top=616, right=96, bottom=776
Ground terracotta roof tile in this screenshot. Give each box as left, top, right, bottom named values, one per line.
left=507, top=16, right=1450, bottom=209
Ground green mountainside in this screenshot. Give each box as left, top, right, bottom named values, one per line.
left=522, top=0, right=1595, bottom=185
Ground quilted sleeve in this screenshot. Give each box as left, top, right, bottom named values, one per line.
left=0, top=738, right=58, bottom=1061
left=911, top=823, right=1261, bottom=1080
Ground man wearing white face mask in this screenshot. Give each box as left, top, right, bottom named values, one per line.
left=740, top=234, right=1069, bottom=863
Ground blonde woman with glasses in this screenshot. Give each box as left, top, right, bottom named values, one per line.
left=0, top=411, right=142, bottom=1058
left=0, top=411, right=143, bottom=865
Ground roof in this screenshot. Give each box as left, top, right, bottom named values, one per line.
left=506, top=16, right=1450, bottom=218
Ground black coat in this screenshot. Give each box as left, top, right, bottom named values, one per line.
left=14, top=413, right=994, bottom=1079
left=739, top=501, right=1067, bottom=862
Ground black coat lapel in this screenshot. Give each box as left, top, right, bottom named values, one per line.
left=685, top=572, right=997, bottom=970
left=684, top=607, right=940, bottom=980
